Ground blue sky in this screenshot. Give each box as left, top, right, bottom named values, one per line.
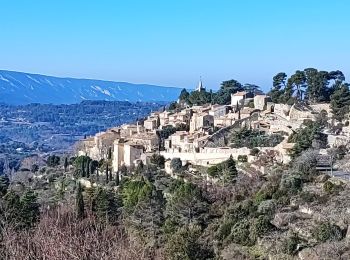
left=0, top=0, right=349, bottom=91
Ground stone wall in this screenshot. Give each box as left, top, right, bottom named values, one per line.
left=254, top=95, right=267, bottom=110
left=274, top=104, right=291, bottom=119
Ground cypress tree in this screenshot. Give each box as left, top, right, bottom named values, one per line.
left=106, top=164, right=109, bottom=183
left=86, top=160, right=90, bottom=178
left=109, top=170, right=113, bottom=182
left=76, top=182, right=85, bottom=219
left=81, top=158, right=85, bottom=177
left=115, top=171, right=120, bottom=186
left=0, top=175, right=10, bottom=197
left=64, top=157, right=69, bottom=172
left=108, top=147, right=112, bottom=160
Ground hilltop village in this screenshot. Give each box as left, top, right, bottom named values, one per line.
left=3, top=69, right=350, bottom=259
left=77, top=79, right=346, bottom=178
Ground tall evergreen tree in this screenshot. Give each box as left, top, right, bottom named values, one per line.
left=179, top=88, right=190, bottom=103
left=94, top=188, right=120, bottom=224
left=288, top=70, right=306, bottom=101
left=330, top=83, right=350, bottom=121
left=304, top=68, right=329, bottom=103
left=107, top=147, right=112, bottom=160
left=76, top=182, right=85, bottom=219
left=269, top=72, right=287, bottom=103
left=221, top=155, right=238, bottom=184
left=115, top=171, right=120, bottom=186
left=214, top=79, right=244, bottom=105
left=64, top=157, right=69, bottom=172
left=105, top=164, right=109, bottom=183
left=0, top=175, right=10, bottom=197
left=20, top=190, right=40, bottom=228
left=86, top=159, right=90, bottom=178
left=166, top=181, right=208, bottom=226
left=81, top=158, right=86, bottom=177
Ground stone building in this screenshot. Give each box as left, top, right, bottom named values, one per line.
left=144, top=116, right=159, bottom=131
left=112, top=140, right=144, bottom=171
left=78, top=130, right=120, bottom=160
left=190, top=113, right=214, bottom=133
left=209, top=105, right=229, bottom=118
left=231, top=91, right=254, bottom=107
left=129, top=133, right=159, bottom=152
left=274, top=104, right=292, bottom=119
left=254, top=95, right=271, bottom=110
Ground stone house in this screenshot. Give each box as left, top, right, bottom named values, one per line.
left=209, top=105, right=229, bottom=118
left=190, top=113, right=214, bottom=133
left=112, top=140, right=144, bottom=171
left=78, top=130, right=120, bottom=160
left=254, top=95, right=271, bottom=110
left=231, top=91, right=254, bottom=107
left=129, top=133, right=159, bottom=152
left=144, top=116, right=159, bottom=131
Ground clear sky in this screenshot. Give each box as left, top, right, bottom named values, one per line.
left=0, top=0, right=349, bottom=91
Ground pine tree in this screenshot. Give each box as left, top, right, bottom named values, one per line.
left=165, top=181, right=208, bottom=226
left=76, top=182, right=85, bottom=219
left=20, top=190, right=40, bottom=228
left=221, top=155, right=238, bottom=184
left=94, top=188, right=120, bottom=224
left=330, top=83, right=350, bottom=121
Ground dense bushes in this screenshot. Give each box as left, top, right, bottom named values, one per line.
left=231, top=128, right=283, bottom=149
left=165, top=224, right=213, bottom=260
left=323, top=181, right=343, bottom=195
left=288, top=121, right=327, bottom=157
left=206, top=155, right=237, bottom=183
left=280, top=233, right=301, bottom=255
left=312, top=222, right=343, bottom=242
left=150, top=154, right=165, bottom=168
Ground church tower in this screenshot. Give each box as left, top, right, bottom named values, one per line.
left=196, top=77, right=205, bottom=92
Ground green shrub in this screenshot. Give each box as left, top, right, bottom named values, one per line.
left=207, top=165, right=219, bottom=177
left=170, top=158, right=183, bottom=172
left=299, top=191, right=319, bottom=203
left=231, top=127, right=283, bottom=149
left=249, top=215, right=273, bottom=242
left=237, top=155, right=248, bottom=162
left=165, top=224, right=214, bottom=260
left=323, top=181, right=343, bottom=195
left=228, top=219, right=253, bottom=246
left=150, top=154, right=165, bottom=168
left=227, top=199, right=257, bottom=221
left=312, top=222, right=343, bottom=242
left=280, top=233, right=300, bottom=255
left=257, top=199, right=276, bottom=216
left=250, top=148, right=260, bottom=156
left=216, top=219, right=235, bottom=240
left=279, top=175, right=302, bottom=194
left=254, top=184, right=278, bottom=205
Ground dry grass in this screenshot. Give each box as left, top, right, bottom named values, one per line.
left=0, top=205, right=163, bottom=260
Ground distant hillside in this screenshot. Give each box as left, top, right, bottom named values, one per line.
left=0, top=70, right=183, bottom=104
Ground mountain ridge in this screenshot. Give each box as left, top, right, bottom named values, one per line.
left=0, top=70, right=183, bottom=105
